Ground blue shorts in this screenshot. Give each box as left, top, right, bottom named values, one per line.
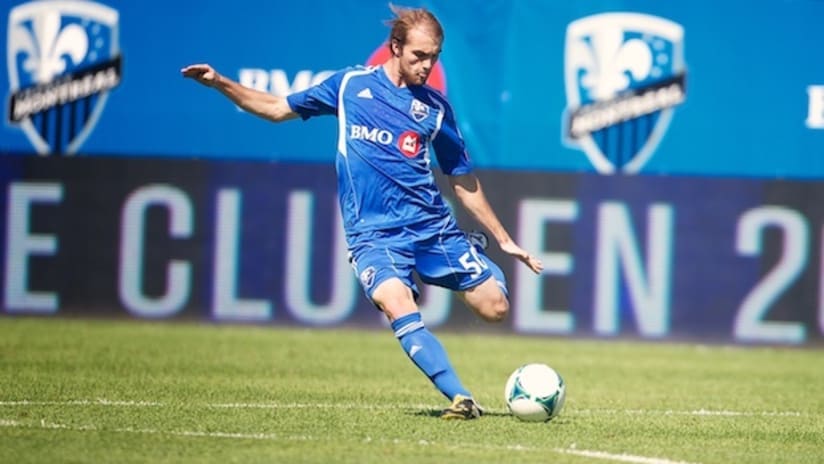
left=347, top=216, right=494, bottom=301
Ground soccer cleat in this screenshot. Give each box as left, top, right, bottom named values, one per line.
left=465, top=230, right=489, bottom=251
left=440, top=394, right=484, bottom=420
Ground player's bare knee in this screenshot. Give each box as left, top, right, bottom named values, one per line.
left=492, top=295, right=510, bottom=321
left=480, top=294, right=509, bottom=323
left=375, top=294, right=417, bottom=320
left=372, top=279, right=418, bottom=321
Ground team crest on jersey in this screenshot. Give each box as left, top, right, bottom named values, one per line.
left=562, top=13, right=686, bottom=174
left=6, top=0, right=122, bottom=155
left=409, top=99, right=430, bottom=122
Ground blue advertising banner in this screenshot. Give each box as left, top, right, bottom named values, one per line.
left=2, top=1, right=823, bottom=178
left=1, top=156, right=823, bottom=345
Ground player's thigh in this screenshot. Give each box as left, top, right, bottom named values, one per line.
left=348, top=230, right=419, bottom=317
left=416, top=230, right=508, bottom=321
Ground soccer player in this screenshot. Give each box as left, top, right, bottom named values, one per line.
left=181, top=4, right=543, bottom=420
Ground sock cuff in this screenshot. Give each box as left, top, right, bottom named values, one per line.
left=391, top=313, right=424, bottom=339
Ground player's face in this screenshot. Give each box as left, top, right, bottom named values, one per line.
left=397, top=27, right=441, bottom=86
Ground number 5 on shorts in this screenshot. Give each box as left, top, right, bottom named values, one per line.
left=459, top=247, right=488, bottom=278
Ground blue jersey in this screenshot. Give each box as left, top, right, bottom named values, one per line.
left=286, top=66, right=473, bottom=234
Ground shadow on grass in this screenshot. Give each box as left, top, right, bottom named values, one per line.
left=411, top=408, right=511, bottom=418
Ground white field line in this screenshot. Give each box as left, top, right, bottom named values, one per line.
left=0, top=418, right=310, bottom=441
left=0, top=399, right=163, bottom=407
left=207, top=402, right=438, bottom=410
left=0, top=399, right=805, bottom=417
left=0, top=417, right=699, bottom=464
left=574, top=408, right=804, bottom=417
left=557, top=448, right=699, bottom=464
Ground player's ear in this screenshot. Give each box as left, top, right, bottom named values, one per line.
left=391, top=37, right=402, bottom=57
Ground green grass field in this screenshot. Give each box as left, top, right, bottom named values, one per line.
left=0, top=317, right=822, bottom=464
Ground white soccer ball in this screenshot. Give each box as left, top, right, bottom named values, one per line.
left=504, top=363, right=566, bottom=422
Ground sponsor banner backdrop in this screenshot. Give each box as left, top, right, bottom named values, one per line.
left=1, top=157, right=823, bottom=345
left=2, top=1, right=824, bottom=178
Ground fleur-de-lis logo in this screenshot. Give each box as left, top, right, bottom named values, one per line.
left=570, top=27, right=653, bottom=102
left=563, top=13, right=686, bottom=174
left=7, top=1, right=121, bottom=155
left=13, top=10, right=89, bottom=84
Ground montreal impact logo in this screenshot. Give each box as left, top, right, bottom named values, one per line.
left=563, top=13, right=686, bottom=174
left=6, top=0, right=122, bottom=155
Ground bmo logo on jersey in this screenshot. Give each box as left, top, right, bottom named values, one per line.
left=351, top=125, right=393, bottom=144
left=350, top=125, right=421, bottom=157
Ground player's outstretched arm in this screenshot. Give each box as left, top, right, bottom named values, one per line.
left=449, top=174, right=544, bottom=274
left=181, top=63, right=298, bottom=123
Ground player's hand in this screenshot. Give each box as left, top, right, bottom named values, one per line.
left=500, top=241, right=543, bottom=274
left=181, top=63, right=220, bottom=87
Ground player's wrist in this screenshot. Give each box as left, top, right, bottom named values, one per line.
left=209, top=72, right=223, bottom=88
left=495, top=235, right=515, bottom=249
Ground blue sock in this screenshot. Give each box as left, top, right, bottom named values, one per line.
left=391, top=312, right=471, bottom=400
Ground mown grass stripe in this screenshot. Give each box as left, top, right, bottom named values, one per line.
left=1, top=417, right=699, bottom=463
left=0, top=400, right=806, bottom=417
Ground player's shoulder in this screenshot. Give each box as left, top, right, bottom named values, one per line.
left=338, top=65, right=381, bottom=79
left=319, top=66, right=380, bottom=93
left=411, top=84, right=452, bottom=111
left=324, top=65, right=379, bottom=83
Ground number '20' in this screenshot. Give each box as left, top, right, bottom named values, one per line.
left=735, top=206, right=824, bottom=344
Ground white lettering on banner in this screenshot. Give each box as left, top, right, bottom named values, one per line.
left=820, top=227, right=824, bottom=338
left=806, top=85, right=824, bottom=129
left=6, top=177, right=824, bottom=343
left=238, top=69, right=268, bottom=92
left=569, top=81, right=686, bottom=138
left=119, top=185, right=192, bottom=318
left=3, top=183, right=62, bottom=313
left=594, top=203, right=674, bottom=337
left=212, top=190, right=271, bottom=321
left=284, top=191, right=355, bottom=325
left=238, top=68, right=335, bottom=96
left=735, top=207, right=806, bottom=344
left=514, top=199, right=577, bottom=333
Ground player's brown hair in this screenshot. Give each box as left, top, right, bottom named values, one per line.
left=385, top=4, right=444, bottom=55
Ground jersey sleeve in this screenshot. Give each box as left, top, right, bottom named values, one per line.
left=286, top=69, right=348, bottom=120
left=432, top=99, right=473, bottom=176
